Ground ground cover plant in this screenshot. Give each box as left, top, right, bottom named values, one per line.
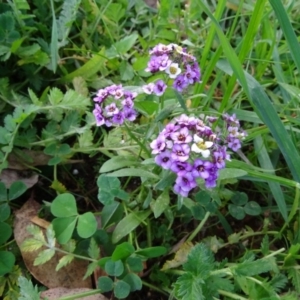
left=1, top=0, right=300, bottom=299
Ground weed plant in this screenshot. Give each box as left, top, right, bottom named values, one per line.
left=0, top=0, right=300, bottom=299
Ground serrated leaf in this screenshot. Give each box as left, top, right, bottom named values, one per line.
left=83, top=261, right=99, bottom=280
left=174, top=273, right=204, bottom=300
left=20, top=238, right=44, bottom=252
left=34, top=248, right=55, bottom=266
left=46, top=224, right=56, bottom=248
left=55, top=254, right=74, bottom=271
left=48, top=87, right=64, bottom=105
left=88, top=238, right=100, bottom=260
left=26, top=224, right=45, bottom=242
left=78, top=129, right=93, bottom=148
left=18, top=276, right=40, bottom=300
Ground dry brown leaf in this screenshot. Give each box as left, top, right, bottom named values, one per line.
left=14, top=198, right=92, bottom=289
left=0, top=169, right=39, bottom=189
left=7, top=149, right=83, bottom=170
left=161, top=241, right=194, bottom=271
left=41, top=288, right=108, bottom=300
left=8, top=150, right=52, bottom=170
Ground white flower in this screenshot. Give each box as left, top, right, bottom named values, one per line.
left=165, top=63, right=181, bottom=79
left=191, top=134, right=214, bottom=158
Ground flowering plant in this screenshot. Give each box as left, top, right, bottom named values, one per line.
left=93, top=43, right=246, bottom=198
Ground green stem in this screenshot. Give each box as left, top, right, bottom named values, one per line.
left=142, top=280, right=170, bottom=296
left=187, top=211, right=211, bottom=242
left=218, top=289, right=248, bottom=300
left=59, top=289, right=102, bottom=300
left=147, top=220, right=152, bottom=247
left=51, top=246, right=97, bottom=263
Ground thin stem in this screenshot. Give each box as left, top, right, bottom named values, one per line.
left=218, top=289, right=248, bottom=300
left=142, top=280, right=170, bottom=296
left=59, top=289, right=102, bottom=300
left=187, top=211, right=211, bottom=242
left=51, top=246, right=97, bottom=263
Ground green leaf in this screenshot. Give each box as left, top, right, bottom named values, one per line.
left=8, top=181, right=27, bottom=200
left=112, top=210, right=151, bottom=244
left=60, top=48, right=106, bottom=82
left=88, top=238, right=100, bottom=260
left=18, top=276, right=40, bottom=300
left=0, top=251, right=15, bottom=276
left=0, top=182, right=7, bottom=202
left=77, top=212, right=97, bottom=238
left=231, top=192, right=248, bottom=206
left=120, top=61, right=134, bottom=81
left=21, top=238, right=44, bottom=252
left=135, top=246, right=167, bottom=258
left=219, top=168, right=247, bottom=180
left=111, top=242, right=135, bottom=261
left=228, top=204, right=245, bottom=220
left=244, top=201, right=262, bottom=216
left=105, top=259, right=124, bottom=277
left=0, top=203, right=10, bottom=221
left=174, top=273, right=204, bottom=300
left=34, top=249, right=55, bottom=266
left=107, top=168, right=159, bottom=179
left=0, top=222, right=12, bottom=245
left=83, top=261, right=99, bottom=280
left=123, top=273, right=142, bottom=292
left=234, top=257, right=278, bottom=276
left=126, top=257, right=143, bottom=273
left=51, top=193, right=77, bottom=217
left=55, top=254, right=74, bottom=271
left=98, top=276, right=114, bottom=292
left=183, top=243, right=215, bottom=277
left=50, top=0, right=59, bottom=73
left=100, top=156, right=138, bottom=173
left=151, top=189, right=170, bottom=218
left=109, top=33, right=138, bottom=57
left=52, top=216, right=77, bottom=244
left=114, top=280, right=131, bottom=299
left=78, top=129, right=93, bottom=148
left=101, top=201, right=123, bottom=229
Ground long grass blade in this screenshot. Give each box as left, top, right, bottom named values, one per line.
left=269, top=0, right=300, bottom=73
left=217, top=59, right=300, bottom=183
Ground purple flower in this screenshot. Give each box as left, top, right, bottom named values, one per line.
left=94, top=89, right=108, bottom=102
left=93, top=104, right=105, bottom=126
left=170, top=127, right=192, bottom=144
left=171, top=143, right=190, bottom=162
left=173, top=74, right=188, bottom=92
left=112, top=112, right=125, bottom=125
left=153, top=80, right=167, bottom=96
left=145, top=56, right=161, bottom=73
left=143, top=83, right=155, bottom=94
left=124, top=91, right=137, bottom=100
left=184, top=65, right=197, bottom=85
left=105, top=103, right=119, bottom=116
left=228, top=138, right=241, bottom=152
left=161, top=123, right=180, bottom=138
left=192, top=159, right=213, bottom=179
left=173, top=183, right=189, bottom=197
left=175, top=172, right=197, bottom=192
left=124, top=108, right=137, bottom=121
left=155, top=151, right=173, bottom=169
left=122, top=98, right=134, bottom=109
left=170, top=161, right=193, bottom=176
left=150, top=135, right=166, bottom=154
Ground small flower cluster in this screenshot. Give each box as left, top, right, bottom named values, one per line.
left=150, top=114, right=246, bottom=197
left=143, top=43, right=201, bottom=95
left=93, top=84, right=137, bottom=127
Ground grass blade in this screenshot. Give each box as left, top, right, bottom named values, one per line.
left=269, top=0, right=300, bottom=73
